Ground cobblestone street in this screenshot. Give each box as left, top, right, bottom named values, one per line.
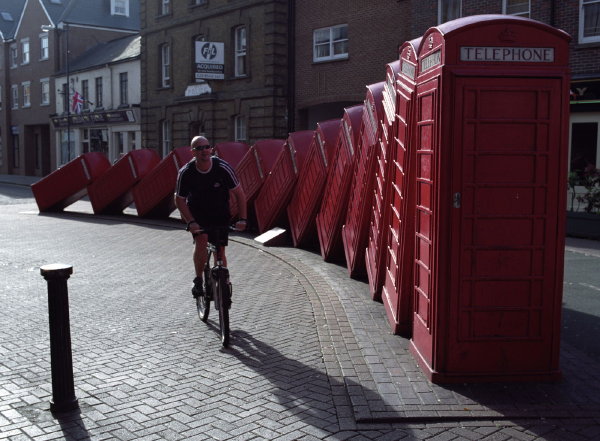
left=1, top=181, right=600, bottom=440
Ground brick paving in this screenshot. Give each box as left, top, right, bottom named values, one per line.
left=1, top=178, right=600, bottom=440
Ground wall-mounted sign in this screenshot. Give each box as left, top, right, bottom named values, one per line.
left=51, top=109, right=138, bottom=127
left=195, top=41, right=225, bottom=80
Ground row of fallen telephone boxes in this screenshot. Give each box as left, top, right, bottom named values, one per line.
left=32, top=15, right=571, bottom=383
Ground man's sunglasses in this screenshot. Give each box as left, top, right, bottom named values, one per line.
left=192, top=144, right=212, bottom=151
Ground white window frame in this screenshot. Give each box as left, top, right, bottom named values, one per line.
left=9, top=44, right=18, bottom=68
left=95, top=77, right=103, bottom=108
left=161, top=44, right=171, bottom=87
left=580, top=0, right=600, bottom=44
left=313, top=24, right=348, bottom=62
left=40, top=78, right=50, bottom=105
left=503, top=0, right=530, bottom=17
left=111, top=0, right=129, bottom=16
left=234, top=115, right=247, bottom=141
left=22, top=82, right=31, bottom=108
left=11, top=85, right=18, bottom=109
left=21, top=39, right=30, bottom=65
left=438, top=0, right=462, bottom=24
left=234, top=26, right=247, bottom=77
left=161, top=0, right=171, bottom=15
left=39, top=34, right=49, bottom=60
left=119, top=72, right=128, bottom=105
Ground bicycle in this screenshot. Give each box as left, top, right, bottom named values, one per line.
left=193, top=226, right=233, bottom=347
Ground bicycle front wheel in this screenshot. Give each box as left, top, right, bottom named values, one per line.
left=197, top=278, right=211, bottom=322
left=216, top=279, right=230, bottom=347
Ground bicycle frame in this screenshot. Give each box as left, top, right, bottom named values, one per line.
left=196, top=227, right=232, bottom=347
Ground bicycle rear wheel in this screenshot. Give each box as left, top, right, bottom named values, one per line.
left=216, top=279, right=230, bottom=347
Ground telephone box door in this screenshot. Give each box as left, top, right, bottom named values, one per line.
left=411, top=77, right=439, bottom=368
left=447, top=76, right=564, bottom=374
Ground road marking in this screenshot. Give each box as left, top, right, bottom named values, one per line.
left=579, top=282, right=600, bottom=292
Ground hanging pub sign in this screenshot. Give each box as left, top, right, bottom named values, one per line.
left=195, top=41, right=225, bottom=80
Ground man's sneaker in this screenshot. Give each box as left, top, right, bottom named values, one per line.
left=192, top=276, right=204, bottom=298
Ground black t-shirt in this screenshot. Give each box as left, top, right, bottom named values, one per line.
left=176, top=156, right=239, bottom=225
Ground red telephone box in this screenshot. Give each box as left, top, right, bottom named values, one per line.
left=234, top=139, right=284, bottom=226
left=287, top=119, right=341, bottom=248
left=379, top=38, right=421, bottom=335
left=342, top=82, right=385, bottom=278
left=316, top=104, right=363, bottom=262
left=132, top=146, right=192, bottom=218
left=32, top=152, right=111, bottom=212
left=236, top=139, right=284, bottom=203
left=88, top=149, right=160, bottom=214
left=409, top=15, right=570, bottom=382
left=254, top=130, right=314, bottom=233
left=214, top=141, right=250, bottom=169
left=214, top=142, right=250, bottom=219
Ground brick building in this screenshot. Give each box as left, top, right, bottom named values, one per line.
left=294, top=0, right=600, bottom=180
left=0, top=0, right=139, bottom=176
left=140, top=0, right=289, bottom=154
left=293, top=0, right=409, bottom=130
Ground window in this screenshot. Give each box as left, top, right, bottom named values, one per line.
left=95, top=77, right=103, bottom=107
left=161, top=44, right=171, bottom=87
left=40, top=34, right=48, bottom=60
left=119, top=72, right=128, bottom=105
left=128, top=132, right=136, bottom=150
left=21, top=39, right=30, bottom=64
left=191, top=0, right=207, bottom=5
left=11, top=85, right=18, bottom=109
left=9, top=44, right=17, bottom=68
left=161, top=0, right=171, bottom=15
left=313, top=24, right=348, bottom=62
left=22, top=82, right=31, bottom=107
left=438, top=0, right=461, bottom=24
left=115, top=132, right=125, bottom=158
left=161, top=120, right=171, bottom=157
left=59, top=129, right=74, bottom=164
left=503, top=0, right=530, bottom=17
left=40, top=79, right=50, bottom=105
left=234, top=115, right=247, bottom=141
left=111, top=0, right=129, bottom=16
left=234, top=26, right=247, bottom=77
left=571, top=120, right=599, bottom=178
left=580, top=0, right=600, bottom=43
left=81, top=80, right=89, bottom=110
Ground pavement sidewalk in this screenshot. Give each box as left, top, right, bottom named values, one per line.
left=1, top=175, right=600, bottom=440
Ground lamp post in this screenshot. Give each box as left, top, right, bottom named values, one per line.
left=42, top=22, right=71, bottom=163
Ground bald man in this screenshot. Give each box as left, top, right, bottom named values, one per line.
left=175, top=136, right=247, bottom=298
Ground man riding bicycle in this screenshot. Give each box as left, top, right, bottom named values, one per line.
left=174, top=135, right=247, bottom=299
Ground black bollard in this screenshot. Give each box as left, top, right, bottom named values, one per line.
left=40, top=263, right=79, bottom=413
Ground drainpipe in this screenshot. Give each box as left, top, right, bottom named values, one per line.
left=287, top=0, right=295, bottom=133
